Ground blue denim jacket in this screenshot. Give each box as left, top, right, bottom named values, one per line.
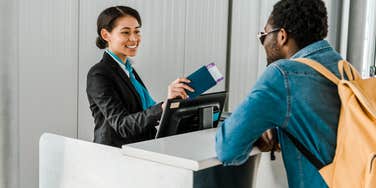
left=216, top=40, right=342, bottom=188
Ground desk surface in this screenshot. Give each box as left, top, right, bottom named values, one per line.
left=122, top=128, right=260, bottom=171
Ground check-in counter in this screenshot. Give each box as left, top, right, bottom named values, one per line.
left=40, top=128, right=261, bottom=188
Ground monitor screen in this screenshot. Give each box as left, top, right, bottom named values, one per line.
left=156, top=91, right=227, bottom=138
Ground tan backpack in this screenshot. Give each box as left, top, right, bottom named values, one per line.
left=287, top=58, right=376, bottom=187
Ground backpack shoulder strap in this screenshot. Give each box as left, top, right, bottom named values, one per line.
left=294, top=58, right=340, bottom=85
left=338, top=60, right=361, bottom=81
left=282, top=129, right=325, bottom=170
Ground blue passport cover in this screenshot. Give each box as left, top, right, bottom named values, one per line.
left=186, top=66, right=217, bottom=99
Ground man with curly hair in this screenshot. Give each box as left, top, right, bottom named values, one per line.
left=216, top=0, right=341, bottom=187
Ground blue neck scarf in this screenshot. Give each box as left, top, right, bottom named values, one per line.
left=105, top=49, right=156, bottom=110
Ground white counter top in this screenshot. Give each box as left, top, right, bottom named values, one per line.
left=122, top=128, right=260, bottom=171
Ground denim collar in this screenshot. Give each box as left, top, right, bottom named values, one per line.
left=290, top=40, right=331, bottom=59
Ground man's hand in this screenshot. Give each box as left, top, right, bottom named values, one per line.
left=254, top=129, right=280, bottom=152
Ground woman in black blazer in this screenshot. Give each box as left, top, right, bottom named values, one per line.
left=87, top=6, right=193, bottom=147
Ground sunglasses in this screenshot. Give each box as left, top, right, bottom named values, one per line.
left=257, top=28, right=281, bottom=45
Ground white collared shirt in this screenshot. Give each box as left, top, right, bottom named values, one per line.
left=105, top=49, right=135, bottom=77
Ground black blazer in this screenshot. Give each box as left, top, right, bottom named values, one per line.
left=86, top=52, right=162, bottom=147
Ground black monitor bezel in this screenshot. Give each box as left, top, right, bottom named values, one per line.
left=156, top=91, right=227, bottom=138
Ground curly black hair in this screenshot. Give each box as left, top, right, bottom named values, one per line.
left=269, top=0, right=328, bottom=49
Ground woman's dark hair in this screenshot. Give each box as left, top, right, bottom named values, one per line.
left=96, top=6, right=142, bottom=49
left=269, top=0, right=328, bottom=49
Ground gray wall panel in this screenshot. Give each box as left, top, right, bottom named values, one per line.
left=324, top=0, right=342, bottom=50
left=0, top=0, right=19, bottom=188
left=228, top=0, right=261, bottom=111
left=228, top=0, right=279, bottom=111
left=18, top=0, right=79, bottom=187
left=347, top=0, right=376, bottom=76
left=184, top=0, right=228, bottom=93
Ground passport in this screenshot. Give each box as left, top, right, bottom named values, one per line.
left=186, top=63, right=224, bottom=99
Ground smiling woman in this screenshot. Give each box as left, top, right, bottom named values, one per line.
left=96, top=7, right=142, bottom=58
left=86, top=6, right=194, bottom=147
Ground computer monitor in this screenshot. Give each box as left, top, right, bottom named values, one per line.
left=156, top=91, right=227, bottom=138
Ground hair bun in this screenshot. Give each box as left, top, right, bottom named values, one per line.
left=96, top=36, right=107, bottom=49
